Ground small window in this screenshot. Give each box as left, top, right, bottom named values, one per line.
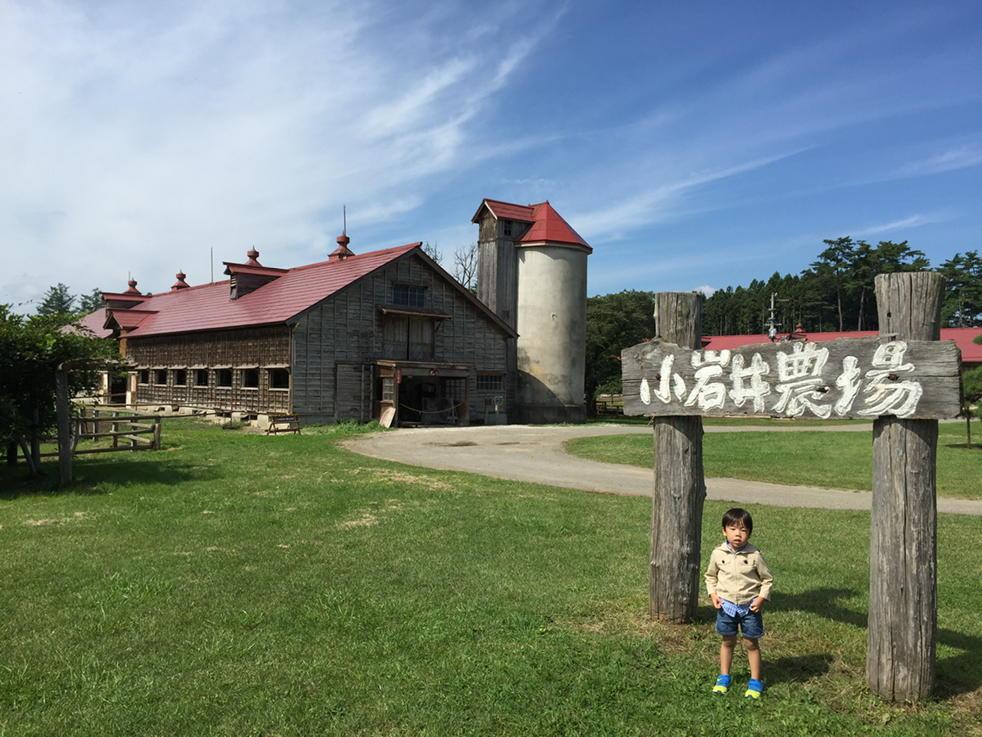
left=154, top=369, right=168, bottom=386
left=477, top=374, right=503, bottom=392
left=268, top=368, right=290, bottom=390
left=503, top=220, right=513, bottom=237
left=194, top=369, right=209, bottom=387
left=174, top=369, right=188, bottom=386
left=216, top=368, right=233, bottom=388
left=138, top=369, right=149, bottom=385
left=393, top=284, right=426, bottom=307
left=241, top=368, right=259, bottom=389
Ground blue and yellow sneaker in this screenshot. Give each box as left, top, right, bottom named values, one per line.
left=712, top=674, right=731, bottom=694
left=744, top=678, right=764, bottom=699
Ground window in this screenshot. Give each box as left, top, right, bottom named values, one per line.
left=194, top=369, right=209, bottom=387
left=503, top=220, right=513, bottom=237
left=268, top=368, right=290, bottom=390
left=174, top=369, right=188, bottom=386
left=241, top=368, right=259, bottom=389
left=216, top=368, right=233, bottom=388
left=477, top=374, right=504, bottom=392
left=138, top=369, right=150, bottom=385
left=393, top=284, right=426, bottom=307
left=154, top=369, right=168, bottom=386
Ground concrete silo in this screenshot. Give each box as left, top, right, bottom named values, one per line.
left=473, top=199, right=591, bottom=423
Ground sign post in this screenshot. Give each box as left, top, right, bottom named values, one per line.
left=621, top=272, right=961, bottom=701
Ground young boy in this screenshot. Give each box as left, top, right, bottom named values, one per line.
left=704, top=507, right=773, bottom=699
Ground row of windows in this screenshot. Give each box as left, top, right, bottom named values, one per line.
left=138, top=367, right=290, bottom=390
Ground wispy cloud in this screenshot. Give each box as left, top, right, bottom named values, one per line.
left=896, top=144, right=982, bottom=178
left=852, top=213, right=950, bottom=238
left=0, top=1, right=557, bottom=303
left=571, top=147, right=811, bottom=240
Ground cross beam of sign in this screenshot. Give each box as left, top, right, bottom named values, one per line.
left=622, top=337, right=962, bottom=420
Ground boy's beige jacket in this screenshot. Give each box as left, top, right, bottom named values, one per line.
left=704, top=543, right=773, bottom=605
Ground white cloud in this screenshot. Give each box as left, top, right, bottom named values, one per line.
left=852, top=213, right=949, bottom=237
left=896, top=144, right=982, bottom=178
left=0, top=1, right=554, bottom=305
left=693, top=284, right=716, bottom=298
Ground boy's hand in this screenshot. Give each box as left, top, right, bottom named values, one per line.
left=710, top=593, right=722, bottom=609
left=750, top=597, right=766, bottom=612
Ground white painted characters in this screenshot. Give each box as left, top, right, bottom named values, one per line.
left=639, top=340, right=923, bottom=419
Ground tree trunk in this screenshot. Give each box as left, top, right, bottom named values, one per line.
left=650, top=293, right=706, bottom=623
left=867, top=271, right=943, bottom=701
left=857, top=288, right=865, bottom=331
left=6, top=442, right=16, bottom=466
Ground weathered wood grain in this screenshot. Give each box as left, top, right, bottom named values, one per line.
left=650, top=293, right=706, bottom=624
left=867, top=272, right=944, bottom=702
left=622, top=337, right=961, bottom=420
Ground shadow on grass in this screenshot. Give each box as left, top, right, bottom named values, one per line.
left=0, top=454, right=220, bottom=500
left=768, top=653, right=834, bottom=686
left=782, top=587, right=981, bottom=698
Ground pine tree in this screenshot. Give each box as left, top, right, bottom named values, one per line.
left=36, top=283, right=75, bottom=318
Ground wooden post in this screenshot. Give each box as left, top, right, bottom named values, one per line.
left=868, top=271, right=943, bottom=701
left=56, top=368, right=73, bottom=485
left=153, top=417, right=162, bottom=450
left=111, top=411, right=119, bottom=449
left=650, top=292, right=706, bottom=623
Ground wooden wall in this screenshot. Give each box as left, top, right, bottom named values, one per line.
left=292, top=252, right=510, bottom=423
left=126, top=325, right=291, bottom=413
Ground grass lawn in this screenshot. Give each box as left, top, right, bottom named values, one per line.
left=566, top=423, right=982, bottom=500
left=1, top=421, right=979, bottom=736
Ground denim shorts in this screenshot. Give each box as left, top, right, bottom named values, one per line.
left=716, top=607, right=764, bottom=639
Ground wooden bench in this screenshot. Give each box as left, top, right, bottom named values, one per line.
left=266, top=415, right=301, bottom=435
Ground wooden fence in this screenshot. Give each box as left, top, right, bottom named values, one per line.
left=41, top=408, right=161, bottom=458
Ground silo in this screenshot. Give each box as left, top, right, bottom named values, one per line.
left=472, top=199, right=591, bottom=423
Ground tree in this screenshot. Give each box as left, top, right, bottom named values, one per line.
left=585, top=291, right=657, bottom=413
left=76, top=288, right=104, bottom=314
left=452, top=243, right=478, bottom=292
left=36, top=283, right=76, bottom=318
left=809, top=237, right=855, bottom=331
left=422, top=241, right=443, bottom=265
left=938, top=251, right=982, bottom=327
left=0, top=306, right=112, bottom=475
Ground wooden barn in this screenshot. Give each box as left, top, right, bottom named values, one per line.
left=79, top=236, right=516, bottom=427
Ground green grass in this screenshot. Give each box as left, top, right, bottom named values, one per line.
left=566, top=424, right=982, bottom=500
left=1, top=422, right=979, bottom=736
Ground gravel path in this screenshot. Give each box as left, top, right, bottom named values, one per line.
left=344, top=423, right=982, bottom=516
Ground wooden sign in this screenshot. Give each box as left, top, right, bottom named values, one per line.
left=622, top=337, right=961, bottom=420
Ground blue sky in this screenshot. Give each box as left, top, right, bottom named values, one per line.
left=2, top=0, right=981, bottom=307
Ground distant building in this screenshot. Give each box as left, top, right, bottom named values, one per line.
left=703, top=328, right=982, bottom=370
left=78, top=199, right=592, bottom=426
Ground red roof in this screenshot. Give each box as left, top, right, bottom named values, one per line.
left=703, top=328, right=982, bottom=364
left=472, top=198, right=592, bottom=252
left=109, top=242, right=421, bottom=339
left=74, top=308, right=114, bottom=338
left=473, top=199, right=535, bottom=222
left=517, top=201, right=591, bottom=250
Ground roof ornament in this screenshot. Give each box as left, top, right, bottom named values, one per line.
left=125, top=276, right=141, bottom=295
left=330, top=205, right=354, bottom=261
left=171, top=271, right=190, bottom=290
left=246, top=247, right=261, bottom=266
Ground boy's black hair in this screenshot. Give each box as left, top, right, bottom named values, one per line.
left=722, top=508, right=753, bottom=535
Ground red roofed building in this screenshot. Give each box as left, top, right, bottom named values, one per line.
left=703, top=328, right=982, bottom=368
left=86, top=235, right=518, bottom=426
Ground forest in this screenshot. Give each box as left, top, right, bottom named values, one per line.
left=586, top=239, right=980, bottom=402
